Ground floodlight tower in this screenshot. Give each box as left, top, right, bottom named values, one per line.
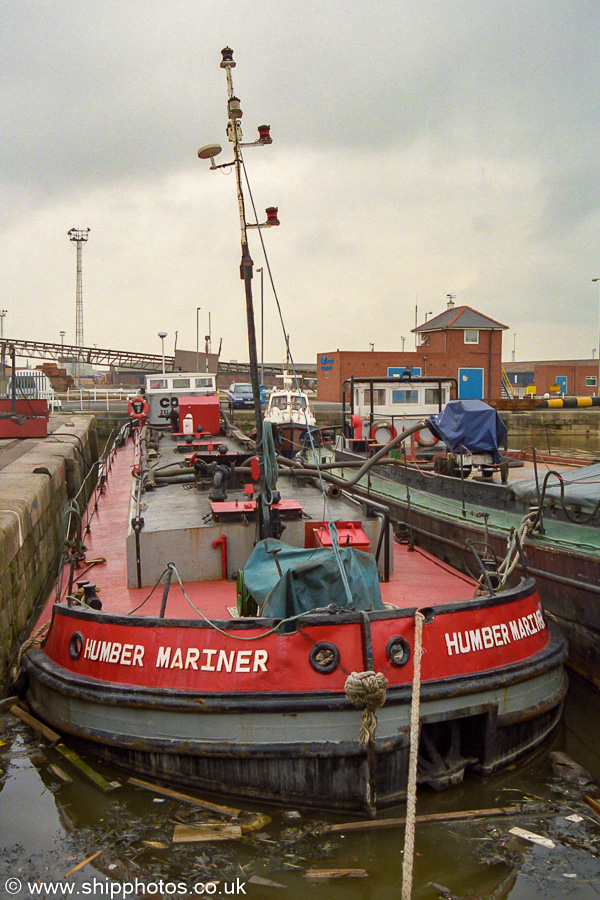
left=68, top=228, right=90, bottom=360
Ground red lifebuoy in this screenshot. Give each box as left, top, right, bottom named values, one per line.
left=127, top=396, right=149, bottom=421
left=370, top=421, right=398, bottom=443
left=415, top=429, right=439, bottom=448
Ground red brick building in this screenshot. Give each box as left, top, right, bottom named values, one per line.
left=317, top=305, right=508, bottom=402
left=504, top=359, right=600, bottom=397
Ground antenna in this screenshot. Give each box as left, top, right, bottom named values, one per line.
left=68, top=227, right=90, bottom=376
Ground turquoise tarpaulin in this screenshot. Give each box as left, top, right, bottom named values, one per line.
left=243, top=538, right=383, bottom=623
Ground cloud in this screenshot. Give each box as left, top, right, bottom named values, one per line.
left=1, top=0, right=600, bottom=366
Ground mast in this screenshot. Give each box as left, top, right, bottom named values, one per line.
left=219, top=48, right=263, bottom=445
left=198, top=47, right=279, bottom=538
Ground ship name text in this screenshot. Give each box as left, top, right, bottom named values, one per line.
left=82, top=638, right=269, bottom=672
left=444, top=610, right=546, bottom=657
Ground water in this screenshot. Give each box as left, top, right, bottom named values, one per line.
left=506, top=426, right=600, bottom=458
left=1, top=674, right=600, bottom=899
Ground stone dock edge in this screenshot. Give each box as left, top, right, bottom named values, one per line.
left=0, top=415, right=98, bottom=691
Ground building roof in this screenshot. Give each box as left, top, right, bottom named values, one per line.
left=413, top=305, right=508, bottom=333
left=503, top=359, right=597, bottom=372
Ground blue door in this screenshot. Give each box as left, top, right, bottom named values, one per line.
left=458, top=368, right=484, bottom=399
left=555, top=375, right=567, bottom=395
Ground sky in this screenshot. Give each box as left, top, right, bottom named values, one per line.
left=1, top=0, right=600, bottom=368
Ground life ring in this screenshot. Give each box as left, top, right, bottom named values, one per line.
left=415, top=428, right=439, bottom=448
left=370, top=421, right=397, bottom=443
left=127, top=396, right=149, bottom=421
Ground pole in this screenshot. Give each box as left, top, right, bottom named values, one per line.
left=220, top=47, right=268, bottom=536
left=196, top=307, right=201, bottom=373
left=593, top=279, right=600, bottom=396
left=257, top=267, right=264, bottom=383
left=158, top=333, right=167, bottom=375
left=222, top=51, right=263, bottom=444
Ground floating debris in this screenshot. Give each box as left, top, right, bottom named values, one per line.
left=304, top=868, right=368, bottom=879
left=64, top=849, right=104, bottom=877
left=547, top=751, right=595, bottom=787
left=282, top=810, right=302, bottom=823
left=508, top=826, right=556, bottom=849
left=129, top=776, right=241, bottom=816
left=248, top=874, right=287, bottom=888
left=172, top=824, right=243, bottom=844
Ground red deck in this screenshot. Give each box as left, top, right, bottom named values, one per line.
left=40, top=438, right=478, bottom=625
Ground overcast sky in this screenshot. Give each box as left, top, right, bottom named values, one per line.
left=1, top=0, right=599, bottom=368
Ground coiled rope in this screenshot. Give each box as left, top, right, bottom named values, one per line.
left=257, top=420, right=279, bottom=506
left=344, top=670, right=388, bottom=746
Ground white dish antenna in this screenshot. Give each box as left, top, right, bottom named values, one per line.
left=197, top=143, right=223, bottom=160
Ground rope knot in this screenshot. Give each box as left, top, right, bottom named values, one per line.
left=344, top=670, right=388, bottom=746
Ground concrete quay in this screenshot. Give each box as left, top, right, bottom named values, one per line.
left=0, top=414, right=98, bottom=691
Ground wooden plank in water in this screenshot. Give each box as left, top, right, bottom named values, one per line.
left=129, top=777, right=241, bottom=817
left=172, top=824, right=242, bottom=843
left=9, top=705, right=61, bottom=743
left=54, top=744, right=121, bottom=792
left=318, top=805, right=526, bottom=834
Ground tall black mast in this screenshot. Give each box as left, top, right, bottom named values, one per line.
left=198, top=47, right=279, bottom=538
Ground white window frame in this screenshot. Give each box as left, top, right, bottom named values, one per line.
left=464, top=329, right=479, bottom=344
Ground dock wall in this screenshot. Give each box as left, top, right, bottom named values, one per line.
left=0, top=415, right=98, bottom=691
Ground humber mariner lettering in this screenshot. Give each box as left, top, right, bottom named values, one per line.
left=445, top=610, right=546, bottom=656
left=82, top=639, right=269, bottom=672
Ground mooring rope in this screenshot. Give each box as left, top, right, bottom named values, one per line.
left=344, top=670, right=388, bottom=746
left=496, top=511, right=537, bottom=587
left=10, top=621, right=50, bottom=685
left=401, top=609, right=425, bottom=900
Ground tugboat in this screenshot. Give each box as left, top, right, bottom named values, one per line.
left=23, top=48, right=567, bottom=816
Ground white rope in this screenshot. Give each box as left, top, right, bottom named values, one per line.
left=401, top=609, right=425, bottom=900
left=496, top=511, right=537, bottom=588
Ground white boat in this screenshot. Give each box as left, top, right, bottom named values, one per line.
left=262, top=371, right=320, bottom=457
left=337, top=374, right=456, bottom=455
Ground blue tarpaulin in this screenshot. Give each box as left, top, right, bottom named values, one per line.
left=243, top=538, right=383, bottom=623
left=427, top=400, right=507, bottom=464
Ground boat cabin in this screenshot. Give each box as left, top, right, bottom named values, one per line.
left=341, top=374, right=457, bottom=450
left=144, top=372, right=217, bottom=427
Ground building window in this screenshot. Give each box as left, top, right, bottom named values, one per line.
left=464, top=329, right=479, bottom=344
left=586, top=376, right=598, bottom=387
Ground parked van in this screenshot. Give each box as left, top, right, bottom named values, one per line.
left=6, top=370, right=62, bottom=411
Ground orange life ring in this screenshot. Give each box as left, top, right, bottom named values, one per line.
left=127, top=396, right=149, bottom=421
left=370, top=421, right=397, bottom=443
left=415, top=429, right=439, bottom=447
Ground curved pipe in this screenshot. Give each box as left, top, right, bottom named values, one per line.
left=350, top=414, right=363, bottom=440
left=212, top=535, right=228, bottom=580
left=281, top=420, right=426, bottom=489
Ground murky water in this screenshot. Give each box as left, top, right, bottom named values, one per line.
left=1, top=674, right=600, bottom=899
left=506, top=426, right=600, bottom=458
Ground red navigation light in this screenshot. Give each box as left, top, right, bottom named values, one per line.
left=258, top=125, right=272, bottom=144
left=265, top=207, right=280, bottom=226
